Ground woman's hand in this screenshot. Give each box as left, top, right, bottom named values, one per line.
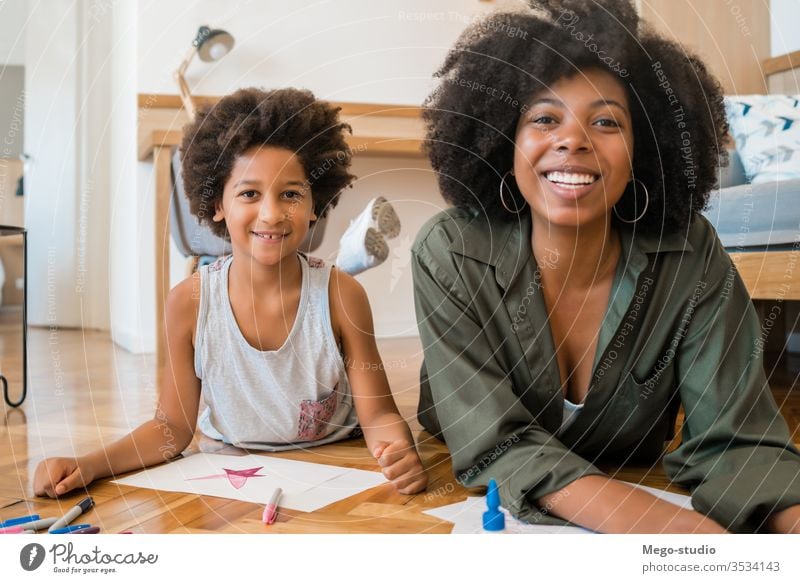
left=33, top=456, right=96, bottom=498
left=767, top=505, right=800, bottom=533
left=372, top=439, right=429, bottom=494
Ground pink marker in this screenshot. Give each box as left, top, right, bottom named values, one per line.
left=262, top=488, right=282, bottom=525
left=0, top=525, right=25, bottom=534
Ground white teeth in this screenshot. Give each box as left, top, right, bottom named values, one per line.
left=253, top=233, right=286, bottom=240
left=544, top=171, right=598, bottom=185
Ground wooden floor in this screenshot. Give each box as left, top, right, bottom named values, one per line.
left=1, top=315, right=799, bottom=533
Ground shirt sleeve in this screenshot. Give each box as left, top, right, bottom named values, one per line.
left=663, top=233, right=800, bottom=532
left=411, top=229, right=605, bottom=526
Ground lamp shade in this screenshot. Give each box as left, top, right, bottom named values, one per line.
left=193, top=25, right=235, bottom=62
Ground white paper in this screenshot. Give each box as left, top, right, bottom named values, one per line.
left=423, top=481, right=693, bottom=534
left=111, top=453, right=386, bottom=512
left=630, top=483, right=694, bottom=510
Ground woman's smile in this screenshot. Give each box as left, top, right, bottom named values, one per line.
left=540, top=166, right=602, bottom=201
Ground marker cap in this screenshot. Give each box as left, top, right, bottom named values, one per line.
left=482, top=479, right=506, bottom=531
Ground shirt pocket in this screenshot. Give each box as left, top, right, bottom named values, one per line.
left=296, top=384, right=341, bottom=442
left=609, top=364, right=679, bottom=461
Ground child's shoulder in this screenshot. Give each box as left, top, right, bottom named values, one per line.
left=327, top=265, right=371, bottom=337
left=327, top=265, right=366, bottom=300
left=165, top=271, right=202, bottom=332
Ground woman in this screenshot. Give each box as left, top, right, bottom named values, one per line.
left=412, top=0, right=800, bottom=533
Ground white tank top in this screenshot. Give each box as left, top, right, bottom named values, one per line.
left=194, top=253, right=359, bottom=451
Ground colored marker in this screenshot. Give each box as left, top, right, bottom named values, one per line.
left=0, top=514, right=40, bottom=528
left=262, top=488, right=282, bottom=524
left=48, top=497, right=94, bottom=532
left=19, top=517, right=59, bottom=531
left=1, top=527, right=37, bottom=534
left=49, top=524, right=91, bottom=534
left=482, top=479, right=506, bottom=532
left=118, top=531, right=134, bottom=534
left=72, top=526, right=100, bottom=534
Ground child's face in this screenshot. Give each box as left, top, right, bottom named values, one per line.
left=214, top=146, right=316, bottom=266
left=513, top=67, right=634, bottom=229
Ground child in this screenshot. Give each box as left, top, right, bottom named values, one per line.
left=34, top=87, right=428, bottom=498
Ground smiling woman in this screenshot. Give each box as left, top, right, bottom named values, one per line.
left=412, top=0, right=800, bottom=534
left=512, top=69, right=635, bottom=231
left=423, top=0, right=726, bottom=234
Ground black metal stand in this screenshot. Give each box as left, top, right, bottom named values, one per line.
left=1, top=226, right=27, bottom=408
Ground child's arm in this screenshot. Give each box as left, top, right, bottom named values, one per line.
left=330, top=269, right=428, bottom=494
left=33, top=275, right=203, bottom=498
left=537, top=476, right=727, bottom=534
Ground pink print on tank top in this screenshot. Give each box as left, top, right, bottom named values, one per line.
left=296, top=385, right=340, bottom=441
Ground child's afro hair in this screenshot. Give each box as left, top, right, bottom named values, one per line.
left=181, top=87, right=356, bottom=238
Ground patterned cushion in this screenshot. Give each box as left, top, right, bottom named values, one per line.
left=724, top=95, right=800, bottom=183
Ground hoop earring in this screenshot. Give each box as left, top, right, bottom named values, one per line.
left=500, top=170, right=525, bottom=214
left=614, top=178, right=649, bottom=224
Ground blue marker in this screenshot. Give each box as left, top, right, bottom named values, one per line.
left=0, top=514, right=40, bottom=528
left=482, top=479, right=506, bottom=532
left=49, top=524, right=91, bottom=534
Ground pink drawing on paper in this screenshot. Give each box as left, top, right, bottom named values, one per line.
left=185, top=466, right=267, bottom=489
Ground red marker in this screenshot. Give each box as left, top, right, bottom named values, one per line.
left=262, top=488, right=282, bottom=525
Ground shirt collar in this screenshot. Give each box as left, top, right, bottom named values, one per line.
left=449, top=211, right=694, bottom=289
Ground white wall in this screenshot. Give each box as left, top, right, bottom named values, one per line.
left=24, top=1, right=83, bottom=328
left=23, top=0, right=111, bottom=331
left=136, top=0, right=494, bottom=103
left=0, top=0, right=27, bottom=66
left=0, top=1, right=28, bottom=235
left=311, top=155, right=446, bottom=338
left=109, top=0, right=152, bottom=351
left=118, top=0, right=497, bottom=349
left=78, top=1, right=113, bottom=331
left=770, top=0, right=800, bottom=57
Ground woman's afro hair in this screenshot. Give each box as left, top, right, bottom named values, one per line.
left=423, top=0, right=729, bottom=234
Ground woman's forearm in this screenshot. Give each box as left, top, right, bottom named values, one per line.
left=537, top=475, right=727, bottom=534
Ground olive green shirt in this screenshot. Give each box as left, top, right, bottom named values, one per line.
left=412, top=207, right=800, bottom=533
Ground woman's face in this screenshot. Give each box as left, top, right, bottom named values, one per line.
left=513, top=67, right=634, bottom=229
